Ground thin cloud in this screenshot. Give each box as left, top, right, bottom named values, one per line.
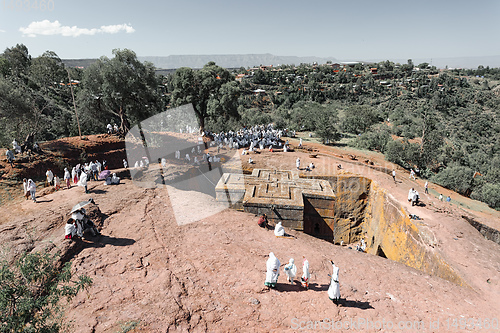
left=19, top=20, right=135, bottom=37
left=0, top=29, right=6, bottom=33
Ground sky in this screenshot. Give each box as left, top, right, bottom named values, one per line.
left=1, top=0, right=499, bottom=62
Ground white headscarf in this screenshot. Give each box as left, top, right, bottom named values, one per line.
left=284, top=258, right=297, bottom=279
left=274, top=222, right=285, bottom=237
left=27, top=179, right=36, bottom=192
left=265, top=252, right=280, bottom=284
left=328, top=262, right=340, bottom=300
left=302, top=258, right=310, bottom=281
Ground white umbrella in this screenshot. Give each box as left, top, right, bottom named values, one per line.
left=69, top=198, right=96, bottom=214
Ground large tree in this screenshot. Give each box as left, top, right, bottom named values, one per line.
left=170, top=62, right=236, bottom=132
left=78, top=49, right=161, bottom=135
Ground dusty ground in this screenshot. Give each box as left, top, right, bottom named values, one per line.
left=0, top=134, right=499, bottom=332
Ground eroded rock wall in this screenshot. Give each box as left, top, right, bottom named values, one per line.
left=363, top=182, right=466, bottom=286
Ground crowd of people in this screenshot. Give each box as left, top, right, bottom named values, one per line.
left=19, top=159, right=120, bottom=203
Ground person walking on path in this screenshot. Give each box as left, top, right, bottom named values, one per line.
left=6, top=148, right=15, bottom=167
left=409, top=169, right=416, bottom=180
left=78, top=171, right=89, bottom=194
left=64, top=168, right=71, bottom=189
left=424, top=181, right=429, bottom=194
left=392, top=169, right=396, bottom=183
left=46, top=169, right=54, bottom=186
left=22, top=178, right=29, bottom=200
left=328, top=260, right=341, bottom=304
left=284, top=258, right=297, bottom=284
left=27, top=179, right=36, bottom=202
left=265, top=252, right=280, bottom=288
left=301, top=256, right=310, bottom=289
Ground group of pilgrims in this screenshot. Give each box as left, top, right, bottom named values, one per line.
left=211, top=124, right=285, bottom=152
left=22, top=160, right=120, bottom=203
left=260, top=215, right=341, bottom=304
left=265, top=252, right=341, bottom=304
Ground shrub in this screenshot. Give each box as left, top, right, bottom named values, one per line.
left=431, top=166, right=474, bottom=195
left=354, top=128, right=390, bottom=152
left=472, top=183, right=500, bottom=210
left=0, top=250, right=92, bottom=332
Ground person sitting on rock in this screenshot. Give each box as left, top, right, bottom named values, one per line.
left=258, top=214, right=269, bottom=230
left=72, top=208, right=100, bottom=238
left=111, top=173, right=120, bottom=185
left=65, top=218, right=78, bottom=240
left=274, top=221, right=285, bottom=237
left=264, top=252, right=280, bottom=289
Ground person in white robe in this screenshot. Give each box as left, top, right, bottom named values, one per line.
left=296, top=158, right=300, bottom=170
left=78, top=171, right=88, bottom=193
left=283, top=258, right=297, bottom=284
left=22, top=178, right=29, bottom=200
left=134, top=161, right=139, bottom=168
left=408, top=188, right=415, bottom=202
left=65, top=219, right=77, bottom=239
left=360, top=239, right=366, bottom=252
left=301, top=257, right=310, bottom=289
left=72, top=167, right=78, bottom=184
left=111, top=173, right=120, bottom=184
left=123, top=159, right=128, bottom=169
left=328, top=261, right=340, bottom=304
left=274, top=221, right=285, bottom=237
left=54, top=175, right=61, bottom=190
left=64, top=168, right=71, bottom=189
left=27, top=179, right=36, bottom=202
left=265, top=252, right=280, bottom=288
left=139, top=160, right=144, bottom=168
left=46, top=169, right=54, bottom=186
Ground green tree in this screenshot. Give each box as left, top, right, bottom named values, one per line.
left=29, top=51, right=66, bottom=92
left=78, top=48, right=161, bottom=135
left=340, top=105, right=380, bottom=134
left=170, top=62, right=235, bottom=132
left=0, top=250, right=92, bottom=332
left=431, top=166, right=474, bottom=196
left=2, top=44, right=31, bottom=79
left=314, top=107, right=340, bottom=144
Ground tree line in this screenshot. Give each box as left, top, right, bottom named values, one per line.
left=1, top=45, right=499, bottom=209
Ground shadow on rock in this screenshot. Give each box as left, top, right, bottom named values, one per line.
left=339, top=299, right=374, bottom=310
left=87, top=234, right=136, bottom=247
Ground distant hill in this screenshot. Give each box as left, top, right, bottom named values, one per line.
left=368, top=55, right=500, bottom=69
left=138, top=53, right=338, bottom=69
left=62, top=54, right=337, bottom=70
left=62, top=54, right=500, bottom=70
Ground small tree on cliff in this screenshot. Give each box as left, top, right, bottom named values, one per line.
left=0, top=250, right=92, bottom=332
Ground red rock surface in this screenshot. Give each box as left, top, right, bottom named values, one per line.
left=0, top=134, right=499, bottom=332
